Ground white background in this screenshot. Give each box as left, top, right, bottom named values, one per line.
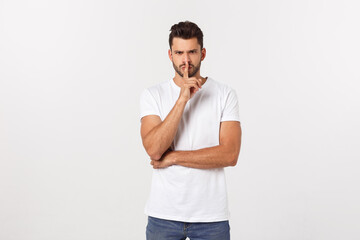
left=1, top=0, right=359, bottom=239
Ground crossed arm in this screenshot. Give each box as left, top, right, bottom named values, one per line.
left=141, top=62, right=241, bottom=169
left=140, top=100, right=242, bottom=169
left=151, top=121, right=241, bottom=169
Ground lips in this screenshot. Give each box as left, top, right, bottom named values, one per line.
left=181, top=66, right=192, bottom=70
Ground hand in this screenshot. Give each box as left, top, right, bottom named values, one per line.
left=150, top=150, right=175, bottom=169
left=179, top=62, right=202, bottom=102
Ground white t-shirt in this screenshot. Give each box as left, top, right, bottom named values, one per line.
left=140, top=77, right=240, bottom=222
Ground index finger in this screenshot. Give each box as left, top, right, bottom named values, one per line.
left=183, top=62, right=189, bottom=79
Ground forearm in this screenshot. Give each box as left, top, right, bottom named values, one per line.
left=143, top=99, right=187, bottom=160
left=170, top=144, right=239, bottom=169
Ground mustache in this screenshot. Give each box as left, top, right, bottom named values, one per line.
left=180, top=64, right=194, bottom=68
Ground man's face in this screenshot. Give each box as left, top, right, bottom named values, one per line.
left=168, top=37, right=206, bottom=78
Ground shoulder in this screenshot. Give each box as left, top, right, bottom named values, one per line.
left=141, top=80, right=171, bottom=96
left=142, top=80, right=171, bottom=97
left=207, top=77, right=235, bottom=95
left=146, top=80, right=170, bottom=92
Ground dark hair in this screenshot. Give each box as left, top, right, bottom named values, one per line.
left=169, top=21, right=204, bottom=50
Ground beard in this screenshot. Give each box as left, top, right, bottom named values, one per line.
left=172, top=61, right=201, bottom=78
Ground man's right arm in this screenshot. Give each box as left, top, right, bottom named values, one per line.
left=141, top=62, right=202, bottom=160
left=140, top=98, right=187, bottom=161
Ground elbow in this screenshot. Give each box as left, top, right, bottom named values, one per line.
left=229, top=158, right=238, bottom=167
left=146, top=148, right=162, bottom=161
left=229, top=152, right=240, bottom=167
left=148, top=152, right=162, bottom=161
left=150, top=154, right=162, bottom=161
left=143, top=141, right=162, bottom=160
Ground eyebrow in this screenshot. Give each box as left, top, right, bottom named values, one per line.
left=174, top=49, right=198, bottom=53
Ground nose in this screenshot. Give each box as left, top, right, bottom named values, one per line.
left=183, top=53, right=190, bottom=65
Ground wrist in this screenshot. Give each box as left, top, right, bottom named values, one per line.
left=168, top=151, right=178, bottom=166
left=176, top=97, right=188, bottom=105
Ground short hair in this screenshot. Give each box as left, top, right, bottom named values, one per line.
left=169, top=21, right=204, bottom=50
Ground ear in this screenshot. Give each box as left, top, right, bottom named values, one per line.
left=201, top=48, right=206, bottom=61
left=168, top=49, right=173, bottom=61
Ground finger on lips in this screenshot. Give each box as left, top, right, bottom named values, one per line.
left=184, top=62, right=189, bottom=79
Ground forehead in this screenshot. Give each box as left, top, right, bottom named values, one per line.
left=171, top=37, right=200, bottom=50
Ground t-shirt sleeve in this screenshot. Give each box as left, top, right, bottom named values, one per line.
left=221, top=88, right=241, bottom=123
left=139, top=88, right=161, bottom=122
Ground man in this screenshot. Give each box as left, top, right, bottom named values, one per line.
left=140, top=21, right=242, bottom=240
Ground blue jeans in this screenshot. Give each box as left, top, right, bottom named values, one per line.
left=146, top=216, right=230, bottom=240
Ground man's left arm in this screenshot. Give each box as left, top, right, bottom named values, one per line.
left=151, top=121, right=242, bottom=169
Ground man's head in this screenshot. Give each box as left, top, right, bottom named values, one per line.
left=169, top=21, right=203, bottom=50
left=168, top=21, right=206, bottom=78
